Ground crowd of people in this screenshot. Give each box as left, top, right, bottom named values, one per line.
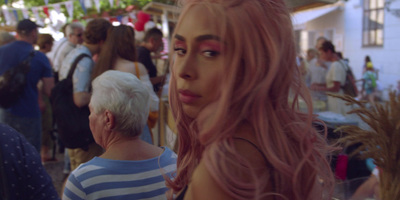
left=0, top=0, right=395, bottom=199
left=0, top=17, right=174, bottom=199
left=302, top=37, right=381, bottom=113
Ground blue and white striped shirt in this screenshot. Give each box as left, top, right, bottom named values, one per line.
left=63, top=147, right=177, bottom=200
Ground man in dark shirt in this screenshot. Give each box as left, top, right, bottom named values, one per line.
left=0, top=19, right=54, bottom=152
left=137, top=28, right=166, bottom=92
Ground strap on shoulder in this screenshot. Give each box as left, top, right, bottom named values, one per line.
left=67, top=54, right=90, bottom=80
left=337, top=60, right=350, bottom=73
left=20, top=50, right=35, bottom=74
left=135, top=62, right=140, bottom=80
left=232, top=137, right=267, bottom=162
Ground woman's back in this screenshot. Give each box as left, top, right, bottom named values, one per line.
left=114, top=57, right=159, bottom=112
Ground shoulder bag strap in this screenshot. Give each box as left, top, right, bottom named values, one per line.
left=337, top=60, right=350, bottom=88
left=337, top=60, right=349, bottom=73
left=20, top=50, right=36, bottom=74
left=135, top=62, right=141, bottom=80
left=66, top=54, right=90, bottom=80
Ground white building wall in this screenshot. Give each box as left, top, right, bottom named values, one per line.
left=343, top=0, right=400, bottom=100
left=305, top=9, right=345, bottom=51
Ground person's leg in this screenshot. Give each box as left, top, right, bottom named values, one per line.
left=368, top=94, right=375, bottom=107
left=366, top=89, right=375, bottom=108
left=63, top=150, right=71, bottom=174
left=41, top=96, right=54, bottom=161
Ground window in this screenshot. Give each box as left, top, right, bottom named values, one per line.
left=363, top=0, right=385, bottom=47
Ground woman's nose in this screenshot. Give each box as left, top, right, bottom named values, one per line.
left=177, top=55, right=197, bottom=80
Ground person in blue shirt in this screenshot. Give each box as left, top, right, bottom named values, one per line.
left=0, top=123, right=59, bottom=200
left=63, top=71, right=177, bottom=200
left=0, top=19, right=54, bottom=152
left=361, top=62, right=377, bottom=107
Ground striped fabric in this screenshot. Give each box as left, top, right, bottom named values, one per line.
left=63, top=147, right=177, bottom=200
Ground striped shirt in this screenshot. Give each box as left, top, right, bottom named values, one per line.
left=63, top=147, right=177, bottom=200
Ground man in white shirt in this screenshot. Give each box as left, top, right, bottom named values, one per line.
left=51, top=22, right=84, bottom=79
left=308, top=37, right=331, bottom=102
left=311, top=41, right=349, bottom=115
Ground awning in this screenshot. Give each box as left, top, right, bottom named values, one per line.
left=291, top=3, right=342, bottom=29
left=286, top=0, right=338, bottom=12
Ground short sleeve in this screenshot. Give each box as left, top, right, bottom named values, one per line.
left=72, top=57, right=93, bottom=93
left=63, top=173, right=86, bottom=200
left=331, top=62, right=346, bottom=85
left=35, top=51, right=53, bottom=78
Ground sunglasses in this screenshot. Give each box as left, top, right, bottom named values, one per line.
left=74, top=33, right=83, bottom=37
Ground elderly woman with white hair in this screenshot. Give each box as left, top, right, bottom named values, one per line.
left=63, top=70, right=177, bottom=200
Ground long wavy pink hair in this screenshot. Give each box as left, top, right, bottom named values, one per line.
left=167, top=0, right=335, bottom=199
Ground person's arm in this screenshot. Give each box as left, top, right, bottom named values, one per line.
left=38, top=52, right=55, bottom=97
left=311, top=62, right=344, bottom=93
left=42, top=77, right=55, bottom=97
left=149, top=75, right=166, bottom=86
left=72, top=57, right=92, bottom=108
left=184, top=160, right=233, bottom=200
left=73, top=92, right=91, bottom=108
left=311, top=81, right=341, bottom=93
left=350, top=175, right=379, bottom=200
left=137, top=48, right=165, bottom=86
left=37, top=81, right=46, bottom=112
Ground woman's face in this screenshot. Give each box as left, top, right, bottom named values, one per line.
left=318, top=50, right=329, bottom=61
left=172, top=5, right=225, bottom=118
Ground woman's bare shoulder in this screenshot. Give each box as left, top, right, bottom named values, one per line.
left=114, top=59, right=135, bottom=74
left=233, top=122, right=268, bottom=167
left=185, top=159, right=233, bottom=200
left=136, top=62, right=149, bottom=76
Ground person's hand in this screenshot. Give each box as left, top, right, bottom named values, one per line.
left=160, top=75, right=167, bottom=84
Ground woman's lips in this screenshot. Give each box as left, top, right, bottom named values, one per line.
left=178, top=89, right=201, bottom=104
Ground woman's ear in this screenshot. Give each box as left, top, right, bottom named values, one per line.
left=104, top=110, right=115, bottom=130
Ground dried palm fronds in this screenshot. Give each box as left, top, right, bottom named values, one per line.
left=329, top=92, right=400, bottom=200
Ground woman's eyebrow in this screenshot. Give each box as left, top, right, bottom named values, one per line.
left=174, top=34, right=185, bottom=41
left=174, top=34, right=221, bottom=42
left=195, top=34, right=221, bottom=42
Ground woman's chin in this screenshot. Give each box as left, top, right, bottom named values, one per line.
left=182, top=105, right=200, bottom=119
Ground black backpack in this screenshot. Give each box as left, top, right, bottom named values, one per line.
left=0, top=51, right=35, bottom=108
left=51, top=54, right=94, bottom=149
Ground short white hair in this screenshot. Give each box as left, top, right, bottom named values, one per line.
left=91, top=70, right=150, bottom=137
left=66, top=22, right=84, bottom=37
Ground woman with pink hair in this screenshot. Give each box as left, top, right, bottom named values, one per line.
left=167, top=0, right=335, bottom=199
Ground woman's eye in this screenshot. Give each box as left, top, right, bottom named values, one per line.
left=202, top=50, right=219, bottom=57
left=174, top=48, right=186, bottom=56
